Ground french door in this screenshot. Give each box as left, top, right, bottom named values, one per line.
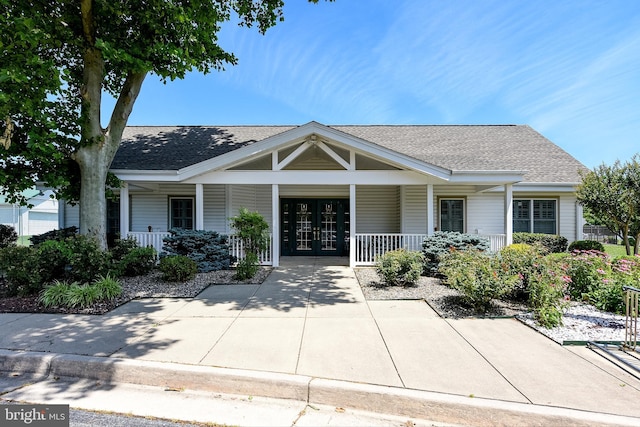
left=280, top=199, right=349, bottom=256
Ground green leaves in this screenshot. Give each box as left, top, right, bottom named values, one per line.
left=577, top=154, right=640, bottom=255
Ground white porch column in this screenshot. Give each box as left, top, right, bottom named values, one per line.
left=195, top=183, right=204, bottom=230
left=272, top=184, right=280, bottom=267
left=427, top=184, right=434, bottom=235
left=119, top=183, right=130, bottom=238
left=350, top=184, right=356, bottom=267
left=575, top=202, right=584, bottom=241
left=504, top=183, right=513, bottom=245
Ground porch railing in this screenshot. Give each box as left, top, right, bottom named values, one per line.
left=352, top=233, right=507, bottom=265
left=353, top=233, right=427, bottom=265
left=126, top=232, right=273, bottom=266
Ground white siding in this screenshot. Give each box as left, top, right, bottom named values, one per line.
left=26, top=212, right=58, bottom=235
left=279, top=185, right=349, bottom=198
left=0, top=206, right=15, bottom=227
left=466, top=193, right=504, bottom=235
left=63, top=203, right=80, bottom=228
left=402, top=186, right=427, bottom=233
left=203, top=184, right=226, bottom=232
left=559, top=194, right=578, bottom=242
left=229, top=185, right=273, bottom=232
left=131, top=194, right=169, bottom=232
left=356, top=186, right=400, bottom=233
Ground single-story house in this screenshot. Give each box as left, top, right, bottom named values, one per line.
left=0, top=188, right=59, bottom=237
left=60, top=121, right=587, bottom=267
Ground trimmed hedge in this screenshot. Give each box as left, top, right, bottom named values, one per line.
left=513, top=232, right=567, bottom=254
left=0, top=224, right=18, bottom=248
left=568, top=240, right=605, bottom=252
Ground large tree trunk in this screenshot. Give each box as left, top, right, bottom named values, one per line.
left=74, top=68, right=145, bottom=251
left=74, top=0, right=146, bottom=250
left=75, top=143, right=111, bottom=249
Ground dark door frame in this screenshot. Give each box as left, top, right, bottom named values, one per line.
left=280, top=198, right=349, bottom=256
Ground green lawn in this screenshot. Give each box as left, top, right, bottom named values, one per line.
left=17, top=235, right=31, bottom=246
left=603, top=243, right=632, bottom=257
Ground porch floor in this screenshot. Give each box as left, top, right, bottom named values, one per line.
left=279, top=256, right=349, bottom=267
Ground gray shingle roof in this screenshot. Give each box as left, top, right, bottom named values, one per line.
left=111, top=124, right=587, bottom=183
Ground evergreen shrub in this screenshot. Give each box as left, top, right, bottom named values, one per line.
left=513, top=232, right=568, bottom=254
left=375, top=249, right=424, bottom=287
left=568, top=240, right=605, bottom=252
left=0, top=224, right=18, bottom=248
left=422, top=231, right=490, bottom=275
left=159, top=255, right=197, bottom=282
left=0, top=246, right=41, bottom=296
left=30, top=226, right=78, bottom=246
left=162, top=229, right=232, bottom=272
left=115, top=246, right=157, bottom=277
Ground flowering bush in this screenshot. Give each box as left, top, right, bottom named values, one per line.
left=565, top=250, right=611, bottom=300
left=438, top=249, right=518, bottom=313
left=528, top=257, right=570, bottom=328
left=499, top=243, right=545, bottom=299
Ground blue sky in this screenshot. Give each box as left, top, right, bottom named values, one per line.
left=111, top=0, right=640, bottom=169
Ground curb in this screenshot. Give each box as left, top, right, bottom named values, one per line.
left=2, top=349, right=639, bottom=427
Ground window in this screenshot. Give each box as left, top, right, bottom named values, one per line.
left=513, top=199, right=556, bottom=234
left=440, top=199, right=464, bottom=233
left=170, top=198, right=194, bottom=230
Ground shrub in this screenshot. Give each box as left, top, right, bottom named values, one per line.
left=109, top=237, right=141, bottom=263
left=568, top=240, right=605, bottom=252
left=499, top=243, right=544, bottom=299
left=30, top=226, right=78, bottom=246
left=159, top=255, right=197, bottom=282
left=35, top=239, right=75, bottom=284
left=235, top=252, right=260, bottom=281
left=564, top=250, right=610, bottom=300
left=438, top=249, right=518, bottom=313
left=375, top=249, right=424, bottom=287
left=528, top=258, right=569, bottom=328
left=162, top=229, right=232, bottom=272
left=230, top=207, right=269, bottom=279
left=115, top=246, right=157, bottom=277
left=0, top=246, right=42, bottom=296
left=422, top=231, right=490, bottom=275
left=0, top=224, right=18, bottom=248
left=513, top=232, right=568, bottom=254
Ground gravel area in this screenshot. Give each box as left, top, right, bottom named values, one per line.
left=354, top=267, right=628, bottom=344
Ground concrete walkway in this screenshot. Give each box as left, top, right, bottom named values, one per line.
left=2, top=257, right=640, bottom=426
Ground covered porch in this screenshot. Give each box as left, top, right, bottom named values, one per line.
left=113, top=123, right=520, bottom=267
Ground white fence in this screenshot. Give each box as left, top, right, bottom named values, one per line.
left=352, top=233, right=507, bottom=265
left=127, top=232, right=273, bottom=266
left=128, top=231, right=506, bottom=267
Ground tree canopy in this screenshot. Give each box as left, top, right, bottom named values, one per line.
left=0, top=0, right=323, bottom=248
left=576, top=154, right=640, bottom=255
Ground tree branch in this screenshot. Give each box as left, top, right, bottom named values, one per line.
left=105, top=71, right=146, bottom=161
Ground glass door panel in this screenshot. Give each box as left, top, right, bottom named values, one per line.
left=320, top=201, right=337, bottom=251
left=295, top=202, right=313, bottom=251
